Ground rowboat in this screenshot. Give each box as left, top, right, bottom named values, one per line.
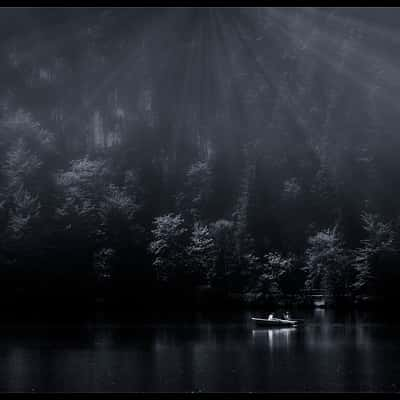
left=288, top=318, right=304, bottom=323
left=251, top=317, right=299, bottom=327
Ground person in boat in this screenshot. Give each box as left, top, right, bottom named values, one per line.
left=268, top=313, right=275, bottom=320
left=284, top=311, right=290, bottom=320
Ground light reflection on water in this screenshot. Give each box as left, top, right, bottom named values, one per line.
left=251, top=327, right=297, bottom=350
left=0, top=310, right=399, bottom=392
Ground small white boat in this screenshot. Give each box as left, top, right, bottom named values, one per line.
left=251, top=317, right=299, bottom=327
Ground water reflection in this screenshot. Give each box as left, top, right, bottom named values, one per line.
left=0, top=311, right=398, bottom=392
left=313, top=308, right=326, bottom=320
left=251, top=328, right=297, bottom=350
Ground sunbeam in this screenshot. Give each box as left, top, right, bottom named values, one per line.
left=266, top=8, right=400, bottom=115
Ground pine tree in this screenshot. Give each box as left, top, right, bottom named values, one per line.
left=93, top=247, right=115, bottom=282
left=304, top=226, right=351, bottom=301
left=244, top=251, right=295, bottom=306
left=149, top=213, right=188, bottom=283
left=7, top=186, right=40, bottom=240
left=353, top=213, right=396, bottom=300
left=55, top=157, right=108, bottom=236
left=3, top=137, right=42, bottom=191
left=187, top=222, right=217, bottom=285
left=181, top=160, right=212, bottom=221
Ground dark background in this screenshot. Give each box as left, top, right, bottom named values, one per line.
left=1, top=8, right=400, bottom=315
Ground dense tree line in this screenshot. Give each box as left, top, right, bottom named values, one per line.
left=1, top=8, right=400, bottom=309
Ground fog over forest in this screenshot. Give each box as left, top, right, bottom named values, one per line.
left=1, top=7, right=400, bottom=311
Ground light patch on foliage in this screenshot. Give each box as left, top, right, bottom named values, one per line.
left=353, top=213, right=396, bottom=295
left=187, top=222, right=217, bottom=283
left=93, top=247, right=114, bottom=280
left=101, top=184, right=137, bottom=220
left=3, top=138, right=42, bottom=189
left=283, top=177, right=301, bottom=199
left=8, top=186, right=40, bottom=239
left=149, top=213, right=187, bottom=282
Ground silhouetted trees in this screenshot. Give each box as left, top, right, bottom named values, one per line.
left=304, top=227, right=352, bottom=304
left=353, top=213, right=397, bottom=302
left=1, top=8, right=400, bottom=308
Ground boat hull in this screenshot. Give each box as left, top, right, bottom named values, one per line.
left=251, top=317, right=298, bottom=327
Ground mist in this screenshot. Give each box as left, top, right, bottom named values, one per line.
left=1, top=7, right=400, bottom=309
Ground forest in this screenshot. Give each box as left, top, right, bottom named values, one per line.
left=1, top=7, right=400, bottom=311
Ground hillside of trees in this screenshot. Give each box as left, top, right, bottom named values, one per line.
left=1, top=8, right=400, bottom=311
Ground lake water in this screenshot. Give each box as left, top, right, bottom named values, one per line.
left=0, top=309, right=399, bottom=392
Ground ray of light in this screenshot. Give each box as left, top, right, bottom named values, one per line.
left=168, top=9, right=206, bottom=163
left=246, top=9, right=339, bottom=135
left=217, top=10, right=279, bottom=131
left=209, top=8, right=249, bottom=149
left=269, top=7, right=400, bottom=91
left=284, top=7, right=400, bottom=92
left=228, top=9, right=316, bottom=147
left=302, top=7, right=400, bottom=48
left=264, top=10, right=379, bottom=133
left=214, top=10, right=251, bottom=136
left=229, top=11, right=279, bottom=96
left=266, top=8, right=400, bottom=112
left=64, top=8, right=185, bottom=127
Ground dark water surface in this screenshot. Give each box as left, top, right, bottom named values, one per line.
left=0, top=309, right=399, bottom=392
